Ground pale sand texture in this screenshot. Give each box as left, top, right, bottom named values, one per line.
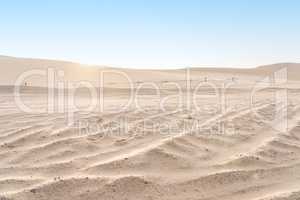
left=0, top=56, right=300, bottom=200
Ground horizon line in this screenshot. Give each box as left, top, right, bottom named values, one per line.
left=1, top=54, right=299, bottom=70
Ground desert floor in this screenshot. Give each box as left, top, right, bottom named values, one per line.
left=0, top=66, right=300, bottom=200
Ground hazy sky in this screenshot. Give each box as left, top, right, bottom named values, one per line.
left=1, top=0, right=300, bottom=68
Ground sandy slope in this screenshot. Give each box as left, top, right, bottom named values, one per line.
left=0, top=56, right=300, bottom=200
left=1, top=55, right=300, bottom=87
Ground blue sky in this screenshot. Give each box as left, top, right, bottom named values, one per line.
left=1, top=0, right=300, bottom=68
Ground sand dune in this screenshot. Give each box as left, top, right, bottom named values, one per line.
left=0, top=56, right=300, bottom=199
left=1, top=55, right=300, bottom=87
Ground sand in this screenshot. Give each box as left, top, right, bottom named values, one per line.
left=0, top=56, right=300, bottom=200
